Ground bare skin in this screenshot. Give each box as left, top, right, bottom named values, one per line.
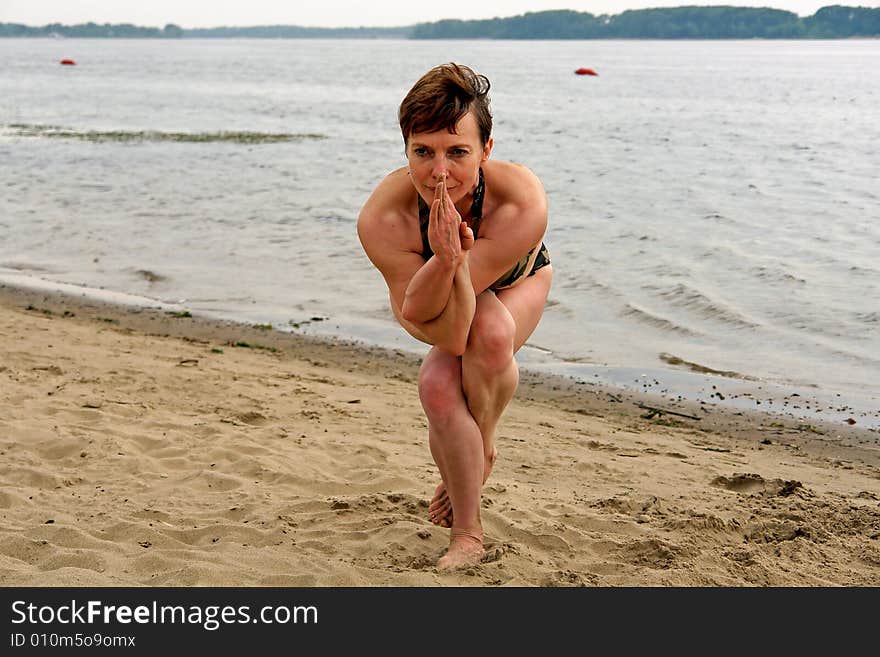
left=357, top=110, right=551, bottom=570
left=426, top=267, right=551, bottom=568
left=427, top=448, right=494, bottom=529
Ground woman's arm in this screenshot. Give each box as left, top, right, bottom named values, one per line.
left=358, top=175, right=476, bottom=355
left=464, top=163, right=549, bottom=295
left=391, top=252, right=475, bottom=355
left=401, top=175, right=475, bottom=322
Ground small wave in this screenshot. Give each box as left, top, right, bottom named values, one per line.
left=569, top=275, right=621, bottom=300
left=611, top=231, right=657, bottom=243
left=622, top=304, right=702, bottom=337
left=750, top=265, right=806, bottom=285
left=6, top=123, right=326, bottom=144
left=0, top=272, right=180, bottom=311
left=649, top=283, right=759, bottom=330
left=523, top=342, right=554, bottom=354
left=637, top=261, right=691, bottom=279
left=0, top=261, right=59, bottom=273
left=826, top=346, right=880, bottom=368
left=849, top=264, right=880, bottom=277
left=853, top=311, right=880, bottom=324
left=702, top=212, right=736, bottom=226
left=659, top=353, right=754, bottom=380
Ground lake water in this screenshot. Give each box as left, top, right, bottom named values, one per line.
left=1, top=38, right=878, bottom=428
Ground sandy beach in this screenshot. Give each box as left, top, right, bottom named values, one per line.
left=0, top=283, right=878, bottom=586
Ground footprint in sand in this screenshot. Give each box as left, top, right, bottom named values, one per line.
left=711, top=473, right=803, bottom=496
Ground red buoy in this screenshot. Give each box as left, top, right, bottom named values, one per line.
left=575, top=67, right=598, bottom=76
left=60, top=59, right=76, bottom=66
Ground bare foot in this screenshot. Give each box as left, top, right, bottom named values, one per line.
left=428, top=482, right=453, bottom=528
left=428, top=447, right=497, bottom=528
left=437, top=528, right=484, bottom=570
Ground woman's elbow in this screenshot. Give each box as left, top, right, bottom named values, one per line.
left=410, top=319, right=467, bottom=356
left=437, top=337, right=468, bottom=357
left=401, top=304, right=430, bottom=324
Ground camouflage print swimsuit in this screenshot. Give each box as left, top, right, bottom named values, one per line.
left=417, top=168, right=550, bottom=291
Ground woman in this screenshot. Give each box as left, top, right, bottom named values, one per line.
left=357, top=63, right=552, bottom=569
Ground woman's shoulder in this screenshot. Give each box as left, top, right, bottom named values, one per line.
left=359, top=168, right=415, bottom=223
left=482, top=160, right=546, bottom=213
left=357, top=167, right=419, bottom=250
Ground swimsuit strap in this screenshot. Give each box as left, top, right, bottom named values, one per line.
left=418, top=168, right=485, bottom=259
left=470, top=166, right=485, bottom=228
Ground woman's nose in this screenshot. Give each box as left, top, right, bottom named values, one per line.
left=430, top=157, right=449, bottom=179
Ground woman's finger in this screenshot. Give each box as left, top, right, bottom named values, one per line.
left=460, top=221, right=474, bottom=250
left=437, top=174, right=447, bottom=218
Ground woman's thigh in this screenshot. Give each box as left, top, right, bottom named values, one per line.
left=495, top=265, right=553, bottom=353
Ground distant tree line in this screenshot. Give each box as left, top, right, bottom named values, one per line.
left=0, top=22, right=405, bottom=39
left=804, top=4, right=880, bottom=37
left=182, top=25, right=409, bottom=38
left=1, top=6, right=878, bottom=39
left=411, top=6, right=880, bottom=39
left=0, top=22, right=184, bottom=38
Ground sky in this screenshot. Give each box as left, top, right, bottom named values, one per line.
left=0, top=1, right=871, bottom=29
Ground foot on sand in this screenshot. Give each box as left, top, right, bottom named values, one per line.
left=437, top=528, right=484, bottom=570
left=428, top=447, right=497, bottom=528
left=428, top=482, right=453, bottom=528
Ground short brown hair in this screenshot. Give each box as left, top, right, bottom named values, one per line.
left=399, top=63, right=492, bottom=147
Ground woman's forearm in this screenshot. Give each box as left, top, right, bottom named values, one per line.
left=401, top=252, right=460, bottom=323
left=398, top=256, right=475, bottom=355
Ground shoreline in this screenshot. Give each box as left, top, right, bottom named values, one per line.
left=2, top=281, right=877, bottom=460
left=1, top=282, right=878, bottom=585
left=3, top=268, right=877, bottom=434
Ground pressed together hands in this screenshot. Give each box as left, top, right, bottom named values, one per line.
left=428, top=173, right=474, bottom=262
left=398, top=171, right=478, bottom=356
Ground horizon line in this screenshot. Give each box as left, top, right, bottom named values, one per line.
left=0, top=5, right=836, bottom=31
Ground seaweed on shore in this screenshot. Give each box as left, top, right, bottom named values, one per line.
left=136, top=269, right=166, bottom=283
left=659, top=352, right=750, bottom=380
left=7, top=124, right=326, bottom=144
left=24, top=305, right=74, bottom=318
left=230, top=341, right=279, bottom=353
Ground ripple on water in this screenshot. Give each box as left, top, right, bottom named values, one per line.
left=622, top=303, right=703, bottom=337
left=646, top=283, right=759, bottom=330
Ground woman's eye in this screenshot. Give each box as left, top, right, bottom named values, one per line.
left=451, top=149, right=468, bottom=157
left=413, top=148, right=429, bottom=156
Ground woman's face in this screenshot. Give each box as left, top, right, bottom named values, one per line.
left=406, top=110, right=492, bottom=207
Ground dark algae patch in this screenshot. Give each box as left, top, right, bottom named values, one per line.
left=8, top=124, right=326, bottom=144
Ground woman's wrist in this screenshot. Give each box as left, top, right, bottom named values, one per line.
left=431, top=249, right=464, bottom=271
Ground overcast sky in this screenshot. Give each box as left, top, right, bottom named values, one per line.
left=0, top=1, right=869, bottom=29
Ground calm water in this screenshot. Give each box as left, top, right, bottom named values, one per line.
left=1, top=38, right=878, bottom=428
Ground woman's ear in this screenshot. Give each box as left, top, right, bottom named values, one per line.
left=482, top=137, right=493, bottom=163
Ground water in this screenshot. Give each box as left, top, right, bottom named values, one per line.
left=1, top=38, right=878, bottom=428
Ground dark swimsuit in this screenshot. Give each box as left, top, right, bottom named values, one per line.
left=417, top=168, right=551, bottom=291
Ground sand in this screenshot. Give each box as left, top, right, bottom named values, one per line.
left=0, top=284, right=878, bottom=587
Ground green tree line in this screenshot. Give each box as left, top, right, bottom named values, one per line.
left=0, top=22, right=183, bottom=38
left=0, top=22, right=404, bottom=38
left=411, top=5, right=880, bottom=39
left=1, top=6, right=878, bottom=39
left=183, top=25, right=409, bottom=38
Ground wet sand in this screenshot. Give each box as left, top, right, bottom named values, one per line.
left=0, top=284, right=878, bottom=586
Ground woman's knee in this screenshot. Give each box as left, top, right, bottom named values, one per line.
left=466, top=306, right=516, bottom=374
left=418, top=354, right=462, bottom=421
